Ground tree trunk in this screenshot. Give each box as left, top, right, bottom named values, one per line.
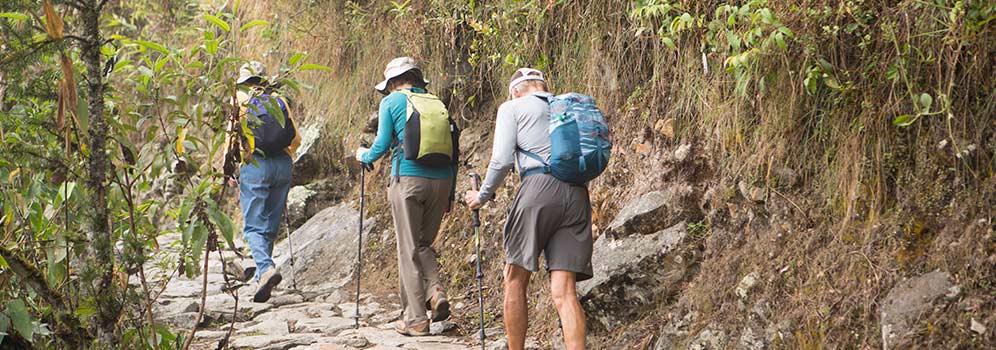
left=80, top=0, right=119, bottom=344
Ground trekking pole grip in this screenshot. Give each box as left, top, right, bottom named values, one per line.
left=468, top=173, right=481, bottom=227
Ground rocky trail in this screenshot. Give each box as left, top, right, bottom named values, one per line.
left=149, top=202, right=531, bottom=350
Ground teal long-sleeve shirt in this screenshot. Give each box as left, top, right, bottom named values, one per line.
left=360, top=87, right=457, bottom=199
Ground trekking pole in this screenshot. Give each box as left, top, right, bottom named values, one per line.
left=468, top=173, right=485, bottom=350
left=355, top=141, right=372, bottom=329
left=284, top=203, right=297, bottom=290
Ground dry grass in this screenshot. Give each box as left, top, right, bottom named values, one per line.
left=222, top=0, right=994, bottom=347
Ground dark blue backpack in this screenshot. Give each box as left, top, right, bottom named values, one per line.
left=522, top=93, right=612, bottom=185
left=246, top=93, right=294, bottom=157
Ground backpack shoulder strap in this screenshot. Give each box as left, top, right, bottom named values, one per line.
left=516, top=146, right=548, bottom=165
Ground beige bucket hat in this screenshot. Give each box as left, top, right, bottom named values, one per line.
left=237, top=61, right=267, bottom=85
left=374, top=57, right=429, bottom=94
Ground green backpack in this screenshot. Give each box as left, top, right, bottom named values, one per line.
left=399, top=90, right=459, bottom=167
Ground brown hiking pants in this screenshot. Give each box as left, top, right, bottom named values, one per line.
left=388, top=176, right=450, bottom=325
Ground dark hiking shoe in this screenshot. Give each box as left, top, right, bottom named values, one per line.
left=253, top=268, right=282, bottom=303
left=428, top=291, right=450, bottom=322
left=394, top=320, right=430, bottom=336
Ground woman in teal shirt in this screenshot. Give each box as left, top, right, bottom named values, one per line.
left=355, top=57, right=455, bottom=336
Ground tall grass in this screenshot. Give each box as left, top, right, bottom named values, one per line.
left=228, top=0, right=993, bottom=347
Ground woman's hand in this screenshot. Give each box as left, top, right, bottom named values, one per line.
left=355, top=147, right=369, bottom=162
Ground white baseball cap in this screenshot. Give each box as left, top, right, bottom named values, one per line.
left=374, top=57, right=429, bottom=94
left=508, top=68, right=546, bottom=95
left=237, top=61, right=267, bottom=85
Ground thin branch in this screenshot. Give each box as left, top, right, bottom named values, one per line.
left=64, top=35, right=90, bottom=45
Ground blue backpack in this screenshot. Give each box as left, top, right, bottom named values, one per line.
left=246, top=93, right=295, bottom=157
left=522, top=93, right=612, bottom=185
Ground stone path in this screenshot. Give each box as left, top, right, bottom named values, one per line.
left=147, top=202, right=487, bottom=350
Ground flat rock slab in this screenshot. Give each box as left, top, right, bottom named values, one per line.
left=606, top=186, right=699, bottom=237
left=880, top=270, right=956, bottom=347
left=337, top=327, right=465, bottom=348
left=236, top=319, right=290, bottom=336
left=231, top=333, right=320, bottom=350
left=272, top=203, right=375, bottom=293
left=579, top=223, right=699, bottom=330
left=293, top=316, right=355, bottom=334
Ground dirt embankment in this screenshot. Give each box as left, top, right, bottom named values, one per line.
left=229, top=1, right=994, bottom=348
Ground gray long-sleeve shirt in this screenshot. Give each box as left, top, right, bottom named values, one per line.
left=478, top=92, right=553, bottom=204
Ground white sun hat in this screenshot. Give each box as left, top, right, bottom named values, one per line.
left=237, top=61, right=267, bottom=85
left=508, top=68, right=546, bottom=95
left=374, top=57, right=429, bottom=94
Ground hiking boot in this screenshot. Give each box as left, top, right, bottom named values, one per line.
left=428, top=290, right=450, bottom=322
left=394, top=320, right=430, bottom=336
left=253, top=268, right=282, bottom=303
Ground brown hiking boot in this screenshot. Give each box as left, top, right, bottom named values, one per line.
left=394, top=320, right=430, bottom=336
left=253, top=268, right=282, bottom=303
left=427, top=290, right=450, bottom=322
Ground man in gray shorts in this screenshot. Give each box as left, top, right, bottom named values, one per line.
left=465, top=68, right=592, bottom=350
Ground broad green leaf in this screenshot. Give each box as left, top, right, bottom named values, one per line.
left=823, top=75, right=841, bottom=90
left=919, top=93, right=932, bottom=111
left=74, top=302, right=96, bottom=319
left=202, top=14, right=231, bottom=32
left=154, top=57, right=168, bottom=73
left=205, top=39, right=219, bottom=55
left=241, top=119, right=255, bottom=154
left=206, top=201, right=236, bottom=250
left=134, top=40, right=169, bottom=54
left=262, top=97, right=286, bottom=128
left=893, top=114, right=916, bottom=127
left=774, top=31, right=787, bottom=50
left=662, top=36, right=676, bottom=49
left=298, top=63, right=332, bottom=71
left=189, top=223, right=208, bottom=273
left=0, top=313, right=8, bottom=344
left=240, top=20, right=269, bottom=31
left=0, top=255, right=7, bottom=269
left=5, top=299, right=32, bottom=340
left=0, top=12, right=29, bottom=22
left=288, top=52, right=307, bottom=66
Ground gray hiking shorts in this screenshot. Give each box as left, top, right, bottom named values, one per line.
left=503, top=173, right=594, bottom=282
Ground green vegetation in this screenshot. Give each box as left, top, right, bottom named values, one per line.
left=1, top=0, right=992, bottom=348
left=1, top=0, right=327, bottom=348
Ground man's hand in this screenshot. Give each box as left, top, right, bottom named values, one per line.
left=465, top=190, right=483, bottom=210
left=355, top=146, right=370, bottom=162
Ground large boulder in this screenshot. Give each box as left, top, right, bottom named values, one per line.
left=293, top=123, right=324, bottom=186
left=606, top=185, right=700, bottom=237
left=880, top=270, right=958, bottom=348
left=578, top=223, right=701, bottom=330
left=271, top=202, right=375, bottom=293
left=284, top=180, right=350, bottom=230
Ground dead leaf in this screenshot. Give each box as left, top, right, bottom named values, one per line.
left=58, top=54, right=77, bottom=158
left=42, top=0, right=63, bottom=39
left=176, top=128, right=187, bottom=155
